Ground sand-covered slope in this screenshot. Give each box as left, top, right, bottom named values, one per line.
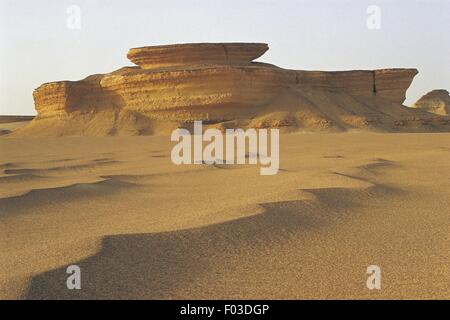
left=15, top=43, right=450, bottom=136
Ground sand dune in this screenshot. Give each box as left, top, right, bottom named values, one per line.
left=0, top=133, right=449, bottom=299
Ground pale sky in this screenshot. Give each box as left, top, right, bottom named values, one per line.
left=1, top=0, right=449, bottom=115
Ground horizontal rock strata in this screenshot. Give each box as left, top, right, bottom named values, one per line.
left=18, top=42, right=450, bottom=136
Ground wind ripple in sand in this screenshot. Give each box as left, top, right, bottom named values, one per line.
left=24, top=160, right=403, bottom=299
left=0, top=173, right=44, bottom=183
left=0, top=157, right=126, bottom=199
left=0, top=177, right=140, bottom=214
left=3, top=159, right=118, bottom=175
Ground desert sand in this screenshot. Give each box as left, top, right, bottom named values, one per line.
left=1, top=130, right=449, bottom=299
left=2, top=43, right=449, bottom=300
left=0, top=116, right=34, bottom=135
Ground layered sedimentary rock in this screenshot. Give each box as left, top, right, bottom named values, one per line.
left=127, top=43, right=269, bottom=69
left=33, top=76, right=104, bottom=118
left=19, top=42, right=450, bottom=136
left=294, top=69, right=418, bottom=103
left=412, top=90, right=450, bottom=115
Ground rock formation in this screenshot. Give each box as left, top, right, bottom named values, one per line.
left=127, top=43, right=269, bottom=69
left=17, top=42, right=450, bottom=136
left=412, top=89, right=450, bottom=116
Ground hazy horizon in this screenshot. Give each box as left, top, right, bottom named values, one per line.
left=1, top=0, right=449, bottom=115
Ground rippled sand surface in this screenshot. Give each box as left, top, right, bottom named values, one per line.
left=0, top=133, right=449, bottom=299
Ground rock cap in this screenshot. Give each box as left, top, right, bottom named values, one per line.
left=127, top=42, right=269, bottom=70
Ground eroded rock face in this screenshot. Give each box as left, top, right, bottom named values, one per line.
left=19, top=42, right=450, bottom=136
left=127, top=43, right=269, bottom=69
left=294, top=69, right=418, bottom=103
left=412, top=90, right=450, bottom=115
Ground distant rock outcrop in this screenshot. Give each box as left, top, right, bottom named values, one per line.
left=17, top=42, right=450, bottom=136
left=412, top=89, right=450, bottom=116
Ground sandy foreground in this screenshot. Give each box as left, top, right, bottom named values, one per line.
left=0, top=132, right=449, bottom=299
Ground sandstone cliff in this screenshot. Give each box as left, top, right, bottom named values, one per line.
left=17, top=43, right=450, bottom=136
left=412, top=89, right=450, bottom=116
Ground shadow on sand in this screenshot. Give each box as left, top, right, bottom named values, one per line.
left=24, top=160, right=402, bottom=299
